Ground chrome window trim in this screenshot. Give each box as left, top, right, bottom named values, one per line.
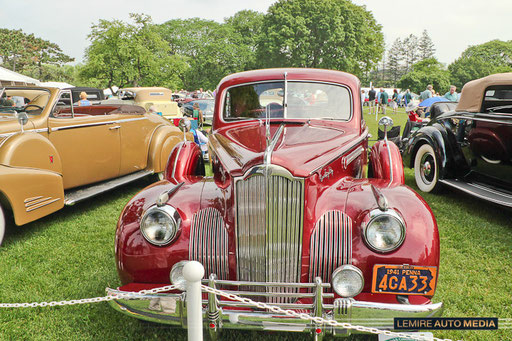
left=220, top=80, right=354, bottom=124
left=341, top=146, right=364, bottom=169
left=50, top=117, right=147, bottom=132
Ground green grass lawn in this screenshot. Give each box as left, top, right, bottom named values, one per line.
left=0, top=109, right=511, bottom=340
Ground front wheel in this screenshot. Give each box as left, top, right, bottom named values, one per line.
left=414, top=144, right=442, bottom=193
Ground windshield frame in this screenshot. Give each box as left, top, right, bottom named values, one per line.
left=0, top=86, right=52, bottom=116
left=220, top=80, right=354, bottom=124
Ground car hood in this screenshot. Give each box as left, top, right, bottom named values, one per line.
left=210, top=121, right=362, bottom=178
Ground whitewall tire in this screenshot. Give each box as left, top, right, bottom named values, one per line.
left=414, top=144, right=441, bottom=193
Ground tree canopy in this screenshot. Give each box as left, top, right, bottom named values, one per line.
left=448, top=40, right=512, bottom=89
left=398, top=58, right=450, bottom=94
left=256, top=0, right=384, bottom=77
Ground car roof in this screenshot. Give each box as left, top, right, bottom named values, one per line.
left=457, top=72, right=512, bottom=112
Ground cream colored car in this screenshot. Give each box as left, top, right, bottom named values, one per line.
left=104, top=87, right=182, bottom=120
left=0, top=86, right=188, bottom=245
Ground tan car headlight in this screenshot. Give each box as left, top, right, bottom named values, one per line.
left=140, top=205, right=181, bottom=246
left=363, top=209, right=405, bottom=253
left=332, top=265, right=364, bottom=297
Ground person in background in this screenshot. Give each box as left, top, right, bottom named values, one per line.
left=391, top=89, right=399, bottom=114
left=444, top=85, right=458, bottom=101
left=192, top=102, right=203, bottom=127
left=2, top=96, right=15, bottom=107
left=419, top=85, right=433, bottom=100
left=379, top=88, right=389, bottom=115
left=376, top=88, right=382, bottom=114
left=361, top=89, right=366, bottom=107
left=404, top=89, right=412, bottom=107
left=368, top=86, right=376, bottom=114
left=77, top=92, right=91, bottom=106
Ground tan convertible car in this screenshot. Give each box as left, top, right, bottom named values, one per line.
left=0, top=86, right=188, bottom=245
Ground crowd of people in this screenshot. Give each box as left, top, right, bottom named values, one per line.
left=361, top=84, right=459, bottom=115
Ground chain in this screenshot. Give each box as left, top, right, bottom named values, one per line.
left=0, top=284, right=179, bottom=309
left=201, top=285, right=452, bottom=341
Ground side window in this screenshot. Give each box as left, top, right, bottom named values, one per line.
left=52, top=91, right=73, bottom=118
left=482, top=86, right=512, bottom=113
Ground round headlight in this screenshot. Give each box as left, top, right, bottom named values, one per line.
left=170, top=260, right=189, bottom=291
left=364, top=209, right=405, bottom=253
left=140, top=205, right=181, bottom=246
left=332, top=265, right=364, bottom=297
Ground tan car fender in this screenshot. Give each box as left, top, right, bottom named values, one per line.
left=0, top=165, right=64, bottom=226
left=147, top=125, right=193, bottom=174
left=0, top=132, right=63, bottom=174
left=0, top=132, right=65, bottom=225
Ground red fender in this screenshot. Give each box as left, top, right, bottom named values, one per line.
left=369, top=140, right=404, bottom=185
left=164, top=141, right=203, bottom=182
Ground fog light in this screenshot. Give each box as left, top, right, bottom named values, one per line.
left=170, top=260, right=189, bottom=291
left=331, top=265, right=364, bottom=297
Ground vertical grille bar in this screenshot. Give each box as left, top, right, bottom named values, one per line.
left=189, top=208, right=229, bottom=280
left=235, top=166, right=304, bottom=302
left=309, top=210, right=353, bottom=283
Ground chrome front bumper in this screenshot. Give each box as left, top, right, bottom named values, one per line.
left=107, top=278, right=443, bottom=338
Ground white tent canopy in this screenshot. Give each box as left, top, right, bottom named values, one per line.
left=40, top=81, right=74, bottom=89
left=0, top=66, right=40, bottom=86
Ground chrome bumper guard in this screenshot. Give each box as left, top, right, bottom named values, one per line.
left=107, top=276, right=443, bottom=338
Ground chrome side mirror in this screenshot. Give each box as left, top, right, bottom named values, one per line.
left=378, top=116, right=393, bottom=140
left=16, top=112, right=28, bottom=133
left=178, top=118, right=191, bottom=142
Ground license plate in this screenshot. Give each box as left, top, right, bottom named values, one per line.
left=371, top=265, right=437, bottom=296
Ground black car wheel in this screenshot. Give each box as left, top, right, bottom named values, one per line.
left=414, top=144, right=441, bottom=193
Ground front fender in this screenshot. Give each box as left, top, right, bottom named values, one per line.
left=147, top=125, right=192, bottom=174
left=164, top=141, right=204, bottom=182
left=369, top=140, right=404, bottom=185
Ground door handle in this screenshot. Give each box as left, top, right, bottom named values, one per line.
left=109, top=125, right=121, bottom=130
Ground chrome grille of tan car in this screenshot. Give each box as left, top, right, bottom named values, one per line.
left=189, top=207, right=229, bottom=280
left=309, top=210, right=352, bottom=283
left=235, top=165, right=304, bottom=303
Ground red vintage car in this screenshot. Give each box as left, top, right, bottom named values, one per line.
left=108, top=68, right=442, bottom=338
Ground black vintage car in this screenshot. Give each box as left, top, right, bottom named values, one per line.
left=403, top=73, right=512, bottom=206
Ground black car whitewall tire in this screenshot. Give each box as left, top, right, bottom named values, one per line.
left=414, top=144, right=441, bottom=193
left=0, top=204, right=5, bottom=246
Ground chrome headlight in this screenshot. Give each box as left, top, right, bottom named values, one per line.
left=140, top=205, right=181, bottom=246
left=332, top=265, right=364, bottom=297
left=170, top=260, right=189, bottom=291
left=363, top=209, right=405, bottom=253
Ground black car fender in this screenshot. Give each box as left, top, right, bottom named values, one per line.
left=404, top=124, right=453, bottom=179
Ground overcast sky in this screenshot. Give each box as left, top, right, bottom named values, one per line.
left=1, top=0, right=511, bottom=67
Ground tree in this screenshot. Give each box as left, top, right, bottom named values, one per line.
left=82, top=14, right=187, bottom=93
left=256, top=0, right=384, bottom=77
left=418, top=30, right=435, bottom=60
left=398, top=58, right=450, bottom=94
left=387, top=38, right=405, bottom=84
left=402, top=34, right=420, bottom=73
left=0, top=28, right=73, bottom=78
left=160, top=17, right=255, bottom=90
left=449, top=40, right=512, bottom=89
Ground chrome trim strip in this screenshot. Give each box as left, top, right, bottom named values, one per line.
left=0, top=128, right=49, bottom=139
left=341, top=146, right=364, bottom=169
left=171, top=143, right=184, bottom=180
left=385, top=140, right=394, bottom=186
left=309, top=210, right=352, bottom=283
left=50, top=117, right=147, bottom=132
left=25, top=198, right=60, bottom=212
left=439, top=179, right=512, bottom=207
left=309, top=128, right=368, bottom=175
left=24, top=196, right=44, bottom=204
left=201, top=279, right=330, bottom=288
left=189, top=208, right=229, bottom=280
left=25, top=196, right=52, bottom=207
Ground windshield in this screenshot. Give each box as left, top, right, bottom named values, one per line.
left=0, top=88, right=50, bottom=116
left=223, top=81, right=351, bottom=121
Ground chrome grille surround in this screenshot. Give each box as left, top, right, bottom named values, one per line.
left=309, top=210, right=352, bottom=283
left=235, top=164, right=304, bottom=303
left=189, top=207, right=229, bottom=280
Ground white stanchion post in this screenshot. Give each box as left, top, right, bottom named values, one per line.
left=184, top=261, right=205, bottom=341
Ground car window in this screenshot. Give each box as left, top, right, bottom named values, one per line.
left=223, top=81, right=351, bottom=121
left=482, top=86, right=512, bottom=113
left=0, top=88, right=50, bottom=116
left=52, top=91, right=74, bottom=118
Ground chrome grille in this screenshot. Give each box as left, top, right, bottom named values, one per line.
left=235, top=165, right=304, bottom=303
left=309, top=210, right=352, bottom=283
left=189, top=207, right=229, bottom=280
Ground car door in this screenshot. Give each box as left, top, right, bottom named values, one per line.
left=48, top=90, right=121, bottom=190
